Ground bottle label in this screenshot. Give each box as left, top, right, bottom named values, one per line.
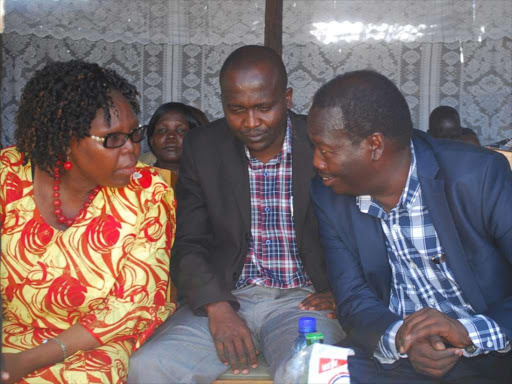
left=307, top=344, right=354, bottom=384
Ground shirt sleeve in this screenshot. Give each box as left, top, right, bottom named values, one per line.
left=374, top=320, right=406, bottom=364
left=79, top=187, right=176, bottom=350
left=458, top=315, right=510, bottom=357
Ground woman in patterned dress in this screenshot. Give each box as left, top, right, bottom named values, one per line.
left=0, top=60, right=176, bottom=383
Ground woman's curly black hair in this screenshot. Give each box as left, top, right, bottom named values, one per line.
left=15, top=60, right=140, bottom=176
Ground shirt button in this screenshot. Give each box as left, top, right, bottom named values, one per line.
left=265, top=240, right=271, bottom=245
left=264, top=206, right=270, bottom=213
left=487, top=341, right=493, bottom=348
left=263, top=171, right=269, bottom=177
left=429, top=297, right=435, bottom=304
left=393, top=224, right=400, bottom=232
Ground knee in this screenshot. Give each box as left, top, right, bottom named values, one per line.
left=127, top=345, right=162, bottom=383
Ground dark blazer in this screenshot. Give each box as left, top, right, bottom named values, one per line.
left=311, top=130, right=512, bottom=356
left=171, top=111, right=329, bottom=314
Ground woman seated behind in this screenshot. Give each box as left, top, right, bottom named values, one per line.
left=0, top=60, right=176, bottom=383
left=143, top=102, right=203, bottom=173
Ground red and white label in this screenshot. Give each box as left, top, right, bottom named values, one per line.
left=318, top=358, right=347, bottom=373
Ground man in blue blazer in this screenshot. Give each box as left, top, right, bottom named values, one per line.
left=308, top=70, right=512, bottom=383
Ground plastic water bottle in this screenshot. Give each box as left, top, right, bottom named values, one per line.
left=291, top=317, right=317, bottom=353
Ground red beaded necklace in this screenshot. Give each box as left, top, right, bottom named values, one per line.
left=52, top=164, right=101, bottom=227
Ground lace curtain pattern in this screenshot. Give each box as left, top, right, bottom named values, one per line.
left=2, top=0, right=511, bottom=147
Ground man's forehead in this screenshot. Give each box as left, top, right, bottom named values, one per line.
left=223, top=63, right=278, bottom=86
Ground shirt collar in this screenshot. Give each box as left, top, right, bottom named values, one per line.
left=357, top=140, right=419, bottom=217
left=245, top=114, right=292, bottom=165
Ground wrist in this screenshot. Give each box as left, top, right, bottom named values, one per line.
left=205, top=301, right=232, bottom=316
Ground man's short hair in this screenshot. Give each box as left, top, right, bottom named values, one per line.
left=310, top=70, right=413, bottom=147
left=219, top=45, right=287, bottom=91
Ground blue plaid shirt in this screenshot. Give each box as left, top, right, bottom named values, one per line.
left=356, top=142, right=509, bottom=364
left=236, top=116, right=311, bottom=289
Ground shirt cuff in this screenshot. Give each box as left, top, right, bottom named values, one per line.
left=374, top=320, right=407, bottom=364
left=458, top=315, right=510, bottom=357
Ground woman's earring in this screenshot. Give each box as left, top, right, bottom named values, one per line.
left=63, top=156, right=73, bottom=171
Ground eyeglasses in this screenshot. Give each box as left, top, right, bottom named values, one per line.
left=87, top=125, right=147, bottom=148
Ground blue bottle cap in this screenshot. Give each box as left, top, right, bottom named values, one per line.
left=298, top=317, right=316, bottom=333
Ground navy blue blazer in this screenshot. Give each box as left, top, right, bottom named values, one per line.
left=311, top=130, right=512, bottom=355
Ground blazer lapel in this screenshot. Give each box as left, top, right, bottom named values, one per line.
left=352, top=206, right=392, bottom=304
left=291, top=113, right=314, bottom=247
left=220, top=126, right=251, bottom=230
left=414, top=135, right=487, bottom=313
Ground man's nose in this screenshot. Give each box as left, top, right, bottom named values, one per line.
left=244, top=110, right=260, bottom=129
left=313, top=149, right=326, bottom=171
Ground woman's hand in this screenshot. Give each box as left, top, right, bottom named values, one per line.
left=1, top=353, right=31, bottom=384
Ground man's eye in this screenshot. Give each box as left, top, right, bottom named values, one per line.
left=258, top=106, right=271, bottom=111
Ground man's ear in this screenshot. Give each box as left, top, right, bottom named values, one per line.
left=285, top=87, right=293, bottom=109
left=367, top=133, right=385, bottom=161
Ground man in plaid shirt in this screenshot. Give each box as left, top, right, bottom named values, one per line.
left=129, top=46, right=344, bottom=384
left=309, top=70, right=512, bottom=382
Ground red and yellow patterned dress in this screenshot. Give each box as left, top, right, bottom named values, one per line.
left=0, top=146, right=176, bottom=383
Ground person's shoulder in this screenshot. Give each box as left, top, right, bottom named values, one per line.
left=109, top=163, right=173, bottom=209
left=414, top=130, right=508, bottom=179
left=186, top=117, right=230, bottom=143
left=289, top=110, right=307, bottom=127
left=1, top=146, right=24, bottom=166
left=1, top=146, right=27, bottom=177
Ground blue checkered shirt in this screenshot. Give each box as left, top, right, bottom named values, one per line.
left=236, top=116, right=311, bottom=289
left=356, top=142, right=509, bottom=364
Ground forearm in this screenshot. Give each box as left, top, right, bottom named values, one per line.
left=18, top=323, right=100, bottom=377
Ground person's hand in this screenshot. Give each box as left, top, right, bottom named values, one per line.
left=299, top=291, right=337, bottom=318
left=407, top=336, right=462, bottom=378
left=206, top=301, right=258, bottom=375
left=396, top=308, right=472, bottom=354
left=1, top=353, right=31, bottom=384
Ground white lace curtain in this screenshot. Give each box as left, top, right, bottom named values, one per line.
left=2, top=0, right=512, bottom=147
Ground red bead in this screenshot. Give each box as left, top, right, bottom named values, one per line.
left=51, top=184, right=100, bottom=226
left=56, top=160, right=62, bottom=166
left=54, top=167, right=60, bottom=173
left=63, top=161, right=73, bottom=171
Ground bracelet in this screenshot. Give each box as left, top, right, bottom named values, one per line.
left=43, top=337, right=68, bottom=360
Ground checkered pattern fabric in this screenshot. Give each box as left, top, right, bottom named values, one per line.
left=356, top=142, right=509, bottom=364
left=236, top=117, right=310, bottom=289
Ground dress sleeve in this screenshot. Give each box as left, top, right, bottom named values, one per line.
left=78, top=187, right=176, bottom=350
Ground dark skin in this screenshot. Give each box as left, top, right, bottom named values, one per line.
left=207, top=58, right=336, bottom=376
left=1, top=93, right=140, bottom=383
left=308, top=108, right=470, bottom=379
left=395, top=308, right=471, bottom=378
left=150, top=110, right=190, bottom=173
left=308, top=109, right=411, bottom=213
